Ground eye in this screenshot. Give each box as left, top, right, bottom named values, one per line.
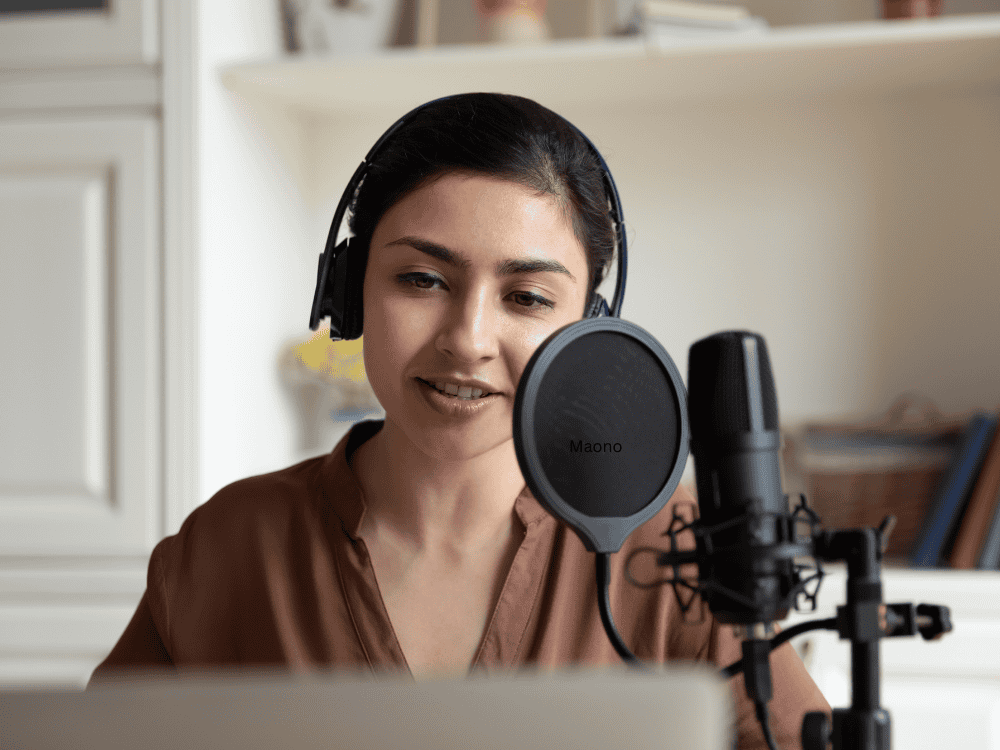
left=396, top=272, right=554, bottom=311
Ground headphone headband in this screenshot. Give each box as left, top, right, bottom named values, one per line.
left=310, top=94, right=628, bottom=340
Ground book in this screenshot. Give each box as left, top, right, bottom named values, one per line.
left=975, top=483, right=1000, bottom=569
left=623, top=0, right=768, bottom=40
left=909, top=412, right=998, bottom=568
left=641, top=16, right=769, bottom=42
left=948, top=421, right=1000, bottom=568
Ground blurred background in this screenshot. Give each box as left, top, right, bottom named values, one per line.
left=2, top=2, right=1000, bottom=745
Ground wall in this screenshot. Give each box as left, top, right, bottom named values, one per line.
left=197, top=0, right=316, bottom=504
left=566, top=91, right=1000, bottom=427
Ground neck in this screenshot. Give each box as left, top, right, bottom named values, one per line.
left=351, top=420, right=525, bottom=557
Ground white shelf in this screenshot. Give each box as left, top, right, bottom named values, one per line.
left=221, top=13, right=1000, bottom=117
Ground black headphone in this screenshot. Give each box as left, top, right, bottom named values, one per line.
left=309, top=94, right=628, bottom=341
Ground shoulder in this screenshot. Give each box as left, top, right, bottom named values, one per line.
left=201, top=455, right=329, bottom=532
left=140, top=455, right=337, bottom=657
left=154, top=455, right=331, bottom=570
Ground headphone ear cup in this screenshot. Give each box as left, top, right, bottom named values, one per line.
left=340, top=237, right=367, bottom=340
left=319, top=239, right=351, bottom=339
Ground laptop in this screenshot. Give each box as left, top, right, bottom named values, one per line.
left=1, top=664, right=731, bottom=750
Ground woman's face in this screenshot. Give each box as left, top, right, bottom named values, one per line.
left=361, top=171, right=591, bottom=461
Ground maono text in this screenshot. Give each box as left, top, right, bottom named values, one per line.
left=569, top=440, right=623, bottom=453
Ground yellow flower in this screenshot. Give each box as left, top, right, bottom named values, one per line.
left=290, top=327, right=368, bottom=385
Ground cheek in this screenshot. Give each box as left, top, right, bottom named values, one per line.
left=510, top=313, right=584, bottom=382
left=380, top=295, right=435, bottom=344
left=523, top=327, right=557, bottom=351
left=364, top=274, right=408, bottom=334
left=362, top=294, right=429, bottom=380
left=511, top=331, right=553, bottom=379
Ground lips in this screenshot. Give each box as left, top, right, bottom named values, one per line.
left=416, top=378, right=497, bottom=397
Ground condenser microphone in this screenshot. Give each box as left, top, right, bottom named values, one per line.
left=686, top=331, right=797, bottom=627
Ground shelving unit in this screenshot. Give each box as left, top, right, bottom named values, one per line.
left=218, top=13, right=1000, bottom=426
left=221, top=14, right=1000, bottom=115
left=218, top=18, right=1000, bottom=748
left=219, top=13, right=1000, bottom=232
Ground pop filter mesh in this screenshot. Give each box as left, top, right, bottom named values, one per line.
left=533, top=331, right=682, bottom=518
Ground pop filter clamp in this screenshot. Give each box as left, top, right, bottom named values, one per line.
left=645, top=497, right=954, bottom=750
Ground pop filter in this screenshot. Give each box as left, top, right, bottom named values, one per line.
left=513, top=318, right=690, bottom=554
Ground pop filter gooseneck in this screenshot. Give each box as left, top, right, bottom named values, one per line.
left=512, top=317, right=689, bottom=662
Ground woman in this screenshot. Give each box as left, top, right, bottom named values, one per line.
left=90, top=93, right=829, bottom=749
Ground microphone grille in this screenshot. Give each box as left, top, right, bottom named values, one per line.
left=688, top=331, right=778, bottom=439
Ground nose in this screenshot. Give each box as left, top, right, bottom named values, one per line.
left=435, top=285, right=502, bottom=363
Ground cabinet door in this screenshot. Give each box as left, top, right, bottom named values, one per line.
left=0, top=116, right=162, bottom=557
left=0, top=0, right=158, bottom=68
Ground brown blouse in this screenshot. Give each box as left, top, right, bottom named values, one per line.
left=89, top=419, right=830, bottom=749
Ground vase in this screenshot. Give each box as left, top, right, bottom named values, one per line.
left=294, top=0, right=401, bottom=55
left=476, top=0, right=550, bottom=43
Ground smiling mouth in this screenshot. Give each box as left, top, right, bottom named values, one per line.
left=416, top=378, right=498, bottom=399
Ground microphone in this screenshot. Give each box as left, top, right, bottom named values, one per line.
left=686, top=331, right=809, bottom=750
left=686, top=330, right=799, bottom=629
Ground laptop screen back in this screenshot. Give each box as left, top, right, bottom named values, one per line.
left=2, top=665, right=732, bottom=750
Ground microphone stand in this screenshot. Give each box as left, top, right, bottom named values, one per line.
left=801, top=519, right=952, bottom=750
left=627, top=502, right=953, bottom=750
left=804, top=525, right=891, bottom=750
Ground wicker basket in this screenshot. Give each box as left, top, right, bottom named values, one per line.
left=783, top=394, right=969, bottom=560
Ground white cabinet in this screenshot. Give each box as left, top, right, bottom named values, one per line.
left=0, top=117, right=161, bottom=685
left=0, top=115, right=162, bottom=683
left=0, top=1, right=195, bottom=689
left=0, top=0, right=159, bottom=69
left=0, top=116, right=162, bottom=557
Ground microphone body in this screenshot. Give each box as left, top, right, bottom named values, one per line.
left=688, top=331, right=796, bottom=628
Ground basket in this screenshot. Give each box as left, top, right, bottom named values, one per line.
left=783, top=394, right=969, bottom=560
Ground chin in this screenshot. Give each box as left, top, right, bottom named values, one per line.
left=401, top=411, right=513, bottom=460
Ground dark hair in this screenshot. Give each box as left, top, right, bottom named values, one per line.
left=347, top=93, right=617, bottom=315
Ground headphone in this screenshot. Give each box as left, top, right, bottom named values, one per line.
left=309, top=94, right=628, bottom=341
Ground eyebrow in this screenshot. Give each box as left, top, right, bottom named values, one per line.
left=384, top=236, right=576, bottom=283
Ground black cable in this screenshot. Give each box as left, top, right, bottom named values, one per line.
left=597, top=557, right=833, bottom=750
left=721, top=618, right=837, bottom=678
left=755, top=700, right=780, bottom=750
left=596, top=554, right=651, bottom=669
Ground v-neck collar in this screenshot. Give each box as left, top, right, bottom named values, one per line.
left=320, top=420, right=558, bottom=677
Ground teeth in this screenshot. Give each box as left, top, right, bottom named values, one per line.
left=431, top=381, right=485, bottom=399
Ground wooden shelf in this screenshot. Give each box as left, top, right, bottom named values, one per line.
left=221, top=13, right=1000, bottom=117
